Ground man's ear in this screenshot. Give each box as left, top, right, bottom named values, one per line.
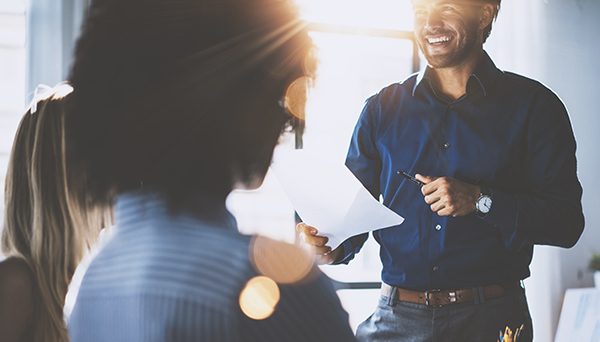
left=478, top=4, right=495, bottom=30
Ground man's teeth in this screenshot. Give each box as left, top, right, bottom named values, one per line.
left=428, top=36, right=451, bottom=44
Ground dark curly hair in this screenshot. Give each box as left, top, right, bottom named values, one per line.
left=67, top=0, right=316, bottom=211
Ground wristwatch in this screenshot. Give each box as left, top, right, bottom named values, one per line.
left=475, top=186, right=492, bottom=217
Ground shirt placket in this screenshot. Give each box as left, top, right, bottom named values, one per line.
left=428, top=101, right=457, bottom=288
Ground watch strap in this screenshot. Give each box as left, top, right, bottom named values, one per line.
left=479, top=185, right=491, bottom=197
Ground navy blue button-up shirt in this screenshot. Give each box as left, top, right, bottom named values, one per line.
left=339, top=52, right=584, bottom=291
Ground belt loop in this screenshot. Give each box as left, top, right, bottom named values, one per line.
left=472, top=287, right=479, bottom=305
left=479, top=286, right=486, bottom=304
left=386, top=286, right=397, bottom=306
left=472, top=286, right=485, bottom=305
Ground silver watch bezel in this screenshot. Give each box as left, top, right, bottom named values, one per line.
left=476, top=194, right=492, bottom=214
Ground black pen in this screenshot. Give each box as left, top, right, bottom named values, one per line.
left=397, top=171, right=425, bottom=187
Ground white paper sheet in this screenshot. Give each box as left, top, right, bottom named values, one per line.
left=270, top=149, right=404, bottom=249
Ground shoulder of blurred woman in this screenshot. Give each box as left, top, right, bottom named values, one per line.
left=0, top=257, right=35, bottom=342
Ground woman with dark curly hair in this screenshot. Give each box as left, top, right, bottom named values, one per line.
left=66, top=0, right=355, bottom=341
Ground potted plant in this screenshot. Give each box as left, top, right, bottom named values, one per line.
left=588, top=251, right=600, bottom=288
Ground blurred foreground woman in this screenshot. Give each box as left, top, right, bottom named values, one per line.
left=0, top=84, right=107, bottom=342
left=66, top=0, right=356, bottom=341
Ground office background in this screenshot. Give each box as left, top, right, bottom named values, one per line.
left=0, top=1, right=598, bottom=341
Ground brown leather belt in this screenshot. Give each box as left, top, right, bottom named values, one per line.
left=381, top=281, right=521, bottom=308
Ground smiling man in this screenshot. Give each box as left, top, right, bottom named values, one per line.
left=297, top=0, right=584, bottom=341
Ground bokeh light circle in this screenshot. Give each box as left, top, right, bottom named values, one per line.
left=239, top=276, right=281, bottom=320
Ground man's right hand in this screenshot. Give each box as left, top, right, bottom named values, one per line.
left=296, top=222, right=343, bottom=264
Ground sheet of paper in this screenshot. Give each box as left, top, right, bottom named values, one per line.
left=554, top=288, right=600, bottom=342
left=270, top=149, right=404, bottom=249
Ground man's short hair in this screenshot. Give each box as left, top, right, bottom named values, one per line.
left=483, top=0, right=501, bottom=43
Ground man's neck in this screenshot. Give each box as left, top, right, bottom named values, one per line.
left=429, top=49, right=484, bottom=101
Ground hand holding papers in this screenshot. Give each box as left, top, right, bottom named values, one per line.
left=270, top=149, right=404, bottom=250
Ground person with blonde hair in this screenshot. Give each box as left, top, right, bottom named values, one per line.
left=0, top=84, right=108, bottom=342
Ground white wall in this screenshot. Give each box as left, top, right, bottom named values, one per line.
left=487, top=1, right=600, bottom=341
left=546, top=0, right=600, bottom=340
left=0, top=2, right=26, bottom=260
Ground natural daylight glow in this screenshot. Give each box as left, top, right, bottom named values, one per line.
left=283, top=77, right=310, bottom=120
left=294, top=0, right=414, bottom=31
left=233, top=0, right=420, bottom=331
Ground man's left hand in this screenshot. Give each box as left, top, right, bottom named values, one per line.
left=415, top=174, right=480, bottom=217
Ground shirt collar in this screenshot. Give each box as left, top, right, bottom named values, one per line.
left=114, top=189, right=237, bottom=231
left=412, top=50, right=499, bottom=98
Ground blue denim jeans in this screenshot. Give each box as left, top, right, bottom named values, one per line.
left=356, top=285, right=533, bottom=342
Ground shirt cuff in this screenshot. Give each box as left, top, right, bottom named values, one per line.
left=331, top=240, right=353, bottom=265
left=482, top=188, right=520, bottom=246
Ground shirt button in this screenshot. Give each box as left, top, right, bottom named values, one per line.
left=435, top=224, right=442, bottom=231
left=449, top=104, right=455, bottom=110
left=432, top=266, right=439, bottom=272
left=443, top=142, right=450, bottom=149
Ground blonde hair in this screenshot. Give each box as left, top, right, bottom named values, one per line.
left=2, top=84, right=107, bottom=342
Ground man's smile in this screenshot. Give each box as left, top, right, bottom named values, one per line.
left=427, top=35, right=453, bottom=45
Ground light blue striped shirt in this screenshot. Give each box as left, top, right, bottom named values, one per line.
left=69, top=191, right=355, bottom=341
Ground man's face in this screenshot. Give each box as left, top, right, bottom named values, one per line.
left=412, top=0, right=484, bottom=69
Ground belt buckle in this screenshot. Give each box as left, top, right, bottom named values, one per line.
left=424, top=289, right=442, bottom=307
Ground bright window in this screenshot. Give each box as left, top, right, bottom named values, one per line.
left=297, top=0, right=414, bottom=31
left=227, top=0, right=420, bottom=330
left=0, top=0, right=27, bottom=258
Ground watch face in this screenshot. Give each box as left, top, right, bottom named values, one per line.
left=477, top=195, right=492, bottom=213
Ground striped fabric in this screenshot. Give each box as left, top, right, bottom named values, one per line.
left=68, top=191, right=356, bottom=342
